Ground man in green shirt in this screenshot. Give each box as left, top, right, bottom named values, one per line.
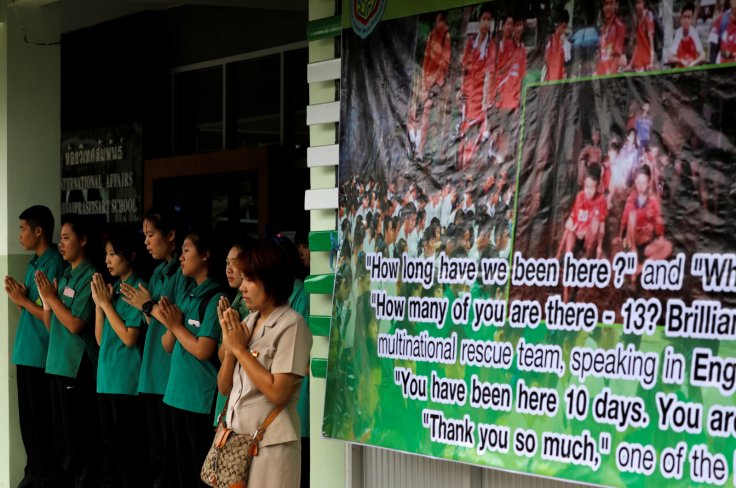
left=4, top=205, right=65, bottom=488
left=37, top=213, right=99, bottom=488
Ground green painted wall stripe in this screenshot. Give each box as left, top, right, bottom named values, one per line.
left=307, top=15, right=342, bottom=41
left=311, top=358, right=328, bottom=378
left=309, top=230, right=337, bottom=252
left=304, top=273, right=335, bottom=294
left=309, top=315, right=332, bottom=337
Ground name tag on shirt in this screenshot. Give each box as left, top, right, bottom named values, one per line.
left=188, top=319, right=201, bottom=328
left=63, top=286, right=75, bottom=298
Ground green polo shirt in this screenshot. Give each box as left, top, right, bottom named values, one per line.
left=138, top=256, right=193, bottom=395
left=291, top=279, right=311, bottom=438
left=164, top=278, right=224, bottom=414
left=231, top=291, right=249, bottom=319
left=98, top=274, right=147, bottom=395
left=213, top=290, right=249, bottom=425
left=45, top=260, right=97, bottom=378
left=12, top=248, right=66, bottom=368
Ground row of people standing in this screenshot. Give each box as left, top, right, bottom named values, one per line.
left=5, top=205, right=312, bottom=488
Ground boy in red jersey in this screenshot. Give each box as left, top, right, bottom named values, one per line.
left=709, top=0, right=736, bottom=63
left=638, top=142, right=661, bottom=194
left=577, top=128, right=603, bottom=187
left=457, top=6, right=496, bottom=169
left=544, top=9, right=571, bottom=81
left=668, top=2, right=705, bottom=67
left=620, top=165, right=672, bottom=280
left=595, top=0, right=627, bottom=75
left=558, top=165, right=607, bottom=301
left=558, top=165, right=608, bottom=262
left=408, top=12, right=452, bottom=160
left=629, top=0, right=656, bottom=71
left=494, top=13, right=526, bottom=110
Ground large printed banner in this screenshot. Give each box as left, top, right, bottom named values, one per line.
left=324, top=1, right=736, bottom=487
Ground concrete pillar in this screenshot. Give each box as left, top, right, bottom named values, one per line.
left=0, top=1, right=60, bottom=486
left=307, top=0, right=347, bottom=486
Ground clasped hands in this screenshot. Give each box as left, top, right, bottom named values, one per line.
left=90, top=273, right=113, bottom=308
left=217, top=296, right=250, bottom=356
left=33, top=271, right=58, bottom=310
left=4, top=276, right=29, bottom=311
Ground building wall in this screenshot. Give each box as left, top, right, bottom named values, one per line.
left=306, top=0, right=348, bottom=486
left=61, top=6, right=311, bottom=235
left=0, top=2, right=61, bottom=486
left=62, top=6, right=308, bottom=159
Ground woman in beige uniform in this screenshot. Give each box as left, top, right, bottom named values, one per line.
left=217, top=239, right=312, bottom=487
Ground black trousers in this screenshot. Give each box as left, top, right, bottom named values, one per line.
left=300, top=437, right=310, bottom=488
left=16, top=364, right=63, bottom=488
left=168, top=407, right=213, bottom=488
left=99, top=393, right=151, bottom=488
left=49, top=355, right=100, bottom=488
left=142, top=394, right=176, bottom=488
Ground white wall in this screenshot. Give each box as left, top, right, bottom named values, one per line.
left=0, top=1, right=61, bottom=486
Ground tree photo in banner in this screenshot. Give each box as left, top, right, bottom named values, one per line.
left=324, top=1, right=736, bottom=486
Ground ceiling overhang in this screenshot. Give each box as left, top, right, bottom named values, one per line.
left=14, top=0, right=307, bottom=34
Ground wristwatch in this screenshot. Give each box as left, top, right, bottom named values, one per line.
left=142, top=300, right=154, bottom=317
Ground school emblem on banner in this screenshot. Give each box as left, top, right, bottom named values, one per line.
left=350, top=0, right=387, bottom=39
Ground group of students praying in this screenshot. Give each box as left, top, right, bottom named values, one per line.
left=5, top=205, right=312, bottom=488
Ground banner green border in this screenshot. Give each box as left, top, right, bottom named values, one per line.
left=342, top=0, right=483, bottom=28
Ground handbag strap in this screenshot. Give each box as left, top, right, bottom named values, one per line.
left=216, top=396, right=230, bottom=427
left=218, top=395, right=285, bottom=441
left=253, top=403, right=285, bottom=442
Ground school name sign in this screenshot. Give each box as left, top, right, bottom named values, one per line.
left=61, top=124, right=142, bottom=223
left=323, top=2, right=736, bottom=486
